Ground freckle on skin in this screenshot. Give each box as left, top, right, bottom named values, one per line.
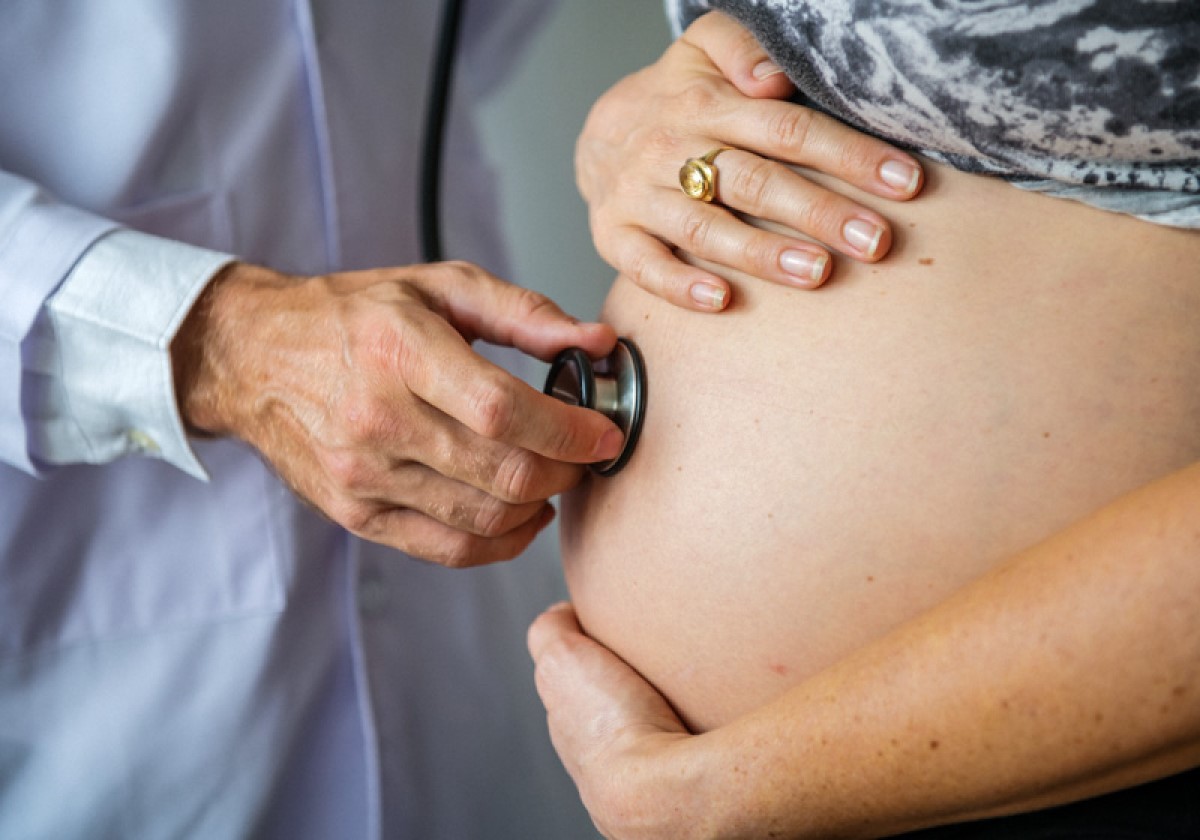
left=769, top=663, right=788, bottom=676
left=867, top=575, right=875, bottom=583
left=918, top=257, right=934, bottom=266
left=1043, top=431, right=1051, bottom=438
left=929, top=740, right=940, bottom=750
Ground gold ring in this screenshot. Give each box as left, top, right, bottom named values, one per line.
left=679, top=147, right=733, bottom=203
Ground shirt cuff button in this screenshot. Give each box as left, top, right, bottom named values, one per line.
left=128, top=429, right=161, bottom=455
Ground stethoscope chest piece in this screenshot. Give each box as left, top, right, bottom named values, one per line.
left=544, top=337, right=646, bottom=476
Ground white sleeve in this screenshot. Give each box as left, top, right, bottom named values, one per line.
left=0, top=172, right=117, bottom=472
left=23, top=228, right=233, bottom=480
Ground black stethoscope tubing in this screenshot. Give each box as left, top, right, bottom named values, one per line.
left=420, top=0, right=466, bottom=264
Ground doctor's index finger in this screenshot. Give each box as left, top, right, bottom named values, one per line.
left=419, top=260, right=617, bottom=362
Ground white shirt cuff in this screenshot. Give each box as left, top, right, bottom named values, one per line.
left=24, top=229, right=233, bottom=479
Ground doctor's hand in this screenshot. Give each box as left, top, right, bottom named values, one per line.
left=528, top=602, right=703, bottom=840
left=577, top=10, right=924, bottom=312
left=172, top=261, right=622, bottom=567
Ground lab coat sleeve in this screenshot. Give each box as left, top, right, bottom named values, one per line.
left=1, top=170, right=232, bottom=479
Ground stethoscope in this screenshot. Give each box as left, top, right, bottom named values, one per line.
left=420, top=0, right=647, bottom=476
left=543, top=338, right=647, bottom=476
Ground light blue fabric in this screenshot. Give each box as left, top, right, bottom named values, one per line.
left=0, top=1, right=594, bottom=837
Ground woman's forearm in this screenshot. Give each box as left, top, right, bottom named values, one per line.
left=675, top=460, right=1200, bottom=838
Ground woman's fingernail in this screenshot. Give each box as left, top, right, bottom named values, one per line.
left=780, top=249, right=828, bottom=286
left=879, top=159, right=921, bottom=195
left=752, top=59, right=784, bottom=80
left=690, top=282, right=728, bottom=310
left=842, top=219, right=885, bottom=258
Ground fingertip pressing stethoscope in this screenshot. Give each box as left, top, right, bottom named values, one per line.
left=543, top=338, right=647, bottom=476
left=421, top=0, right=648, bottom=475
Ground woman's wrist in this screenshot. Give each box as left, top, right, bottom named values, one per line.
left=576, top=726, right=757, bottom=840
left=645, top=726, right=791, bottom=840
left=632, top=730, right=740, bottom=840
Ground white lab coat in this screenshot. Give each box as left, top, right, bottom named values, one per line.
left=0, top=1, right=595, bottom=836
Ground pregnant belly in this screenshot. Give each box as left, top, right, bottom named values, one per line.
left=560, top=162, right=1200, bottom=732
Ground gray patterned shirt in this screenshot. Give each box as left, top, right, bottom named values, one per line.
left=667, top=0, right=1200, bottom=227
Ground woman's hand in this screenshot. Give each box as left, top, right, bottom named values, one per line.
left=528, top=603, right=701, bottom=840
left=577, top=11, right=924, bottom=311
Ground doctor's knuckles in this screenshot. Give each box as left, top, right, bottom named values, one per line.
left=171, top=259, right=623, bottom=567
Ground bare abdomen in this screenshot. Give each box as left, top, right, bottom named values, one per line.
left=560, top=163, right=1200, bottom=731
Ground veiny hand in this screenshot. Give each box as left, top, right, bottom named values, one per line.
left=528, top=602, right=697, bottom=840
left=578, top=11, right=925, bottom=311
left=173, top=261, right=623, bottom=567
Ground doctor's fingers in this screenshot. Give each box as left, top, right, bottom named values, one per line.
left=343, top=393, right=594, bottom=506
left=395, top=319, right=623, bottom=467
left=410, top=260, right=617, bottom=362
left=302, top=431, right=566, bottom=565
left=316, top=443, right=555, bottom=535
left=353, top=497, right=557, bottom=568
